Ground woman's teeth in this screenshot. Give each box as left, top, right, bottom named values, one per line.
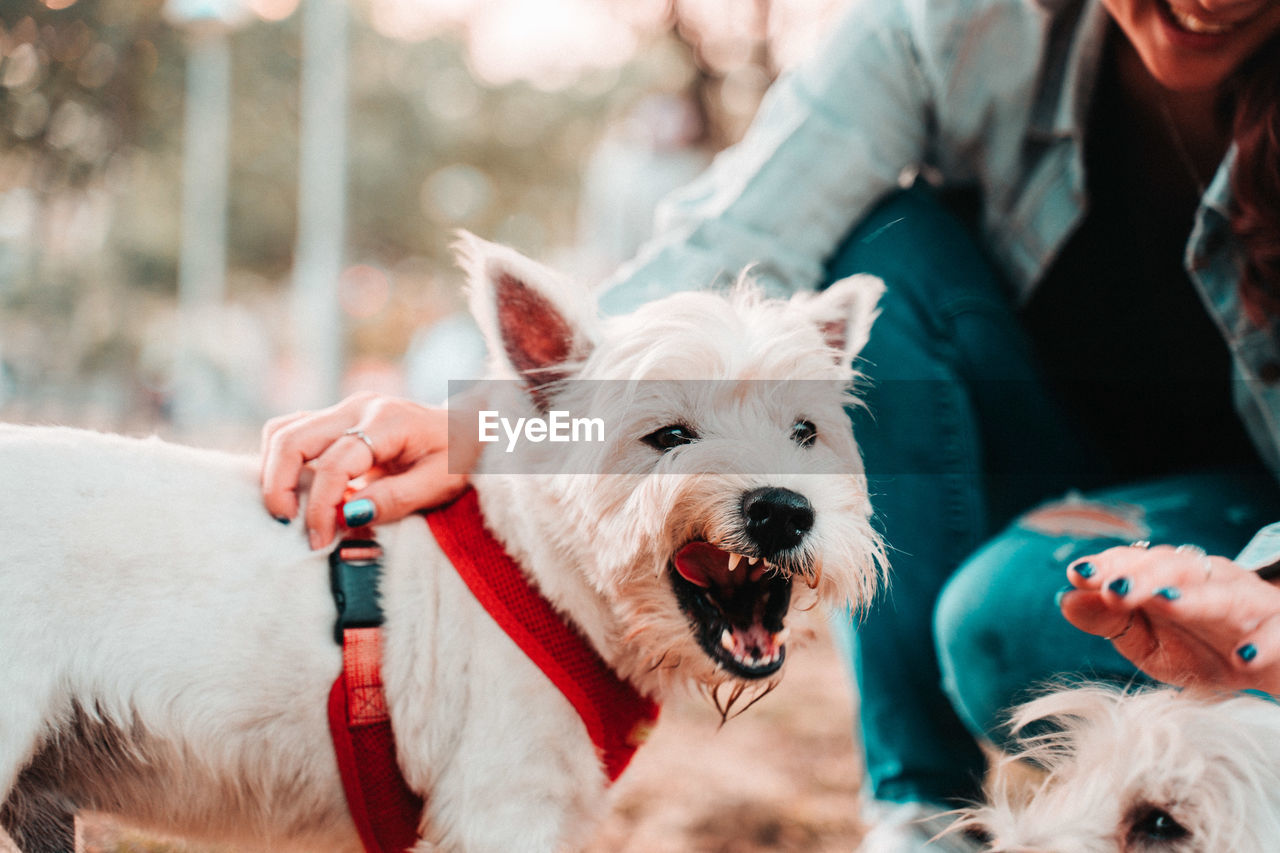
left=1168, top=5, right=1237, bottom=34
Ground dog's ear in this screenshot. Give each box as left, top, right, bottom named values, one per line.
left=794, top=274, right=885, bottom=363
left=455, top=231, right=596, bottom=409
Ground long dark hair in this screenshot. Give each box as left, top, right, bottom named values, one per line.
left=1230, top=38, right=1280, bottom=327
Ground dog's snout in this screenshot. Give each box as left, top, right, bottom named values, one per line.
left=741, top=487, right=814, bottom=555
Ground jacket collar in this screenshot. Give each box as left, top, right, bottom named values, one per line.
left=1029, top=0, right=1112, bottom=142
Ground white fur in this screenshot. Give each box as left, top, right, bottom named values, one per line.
left=0, top=238, right=885, bottom=852
left=955, top=685, right=1280, bottom=852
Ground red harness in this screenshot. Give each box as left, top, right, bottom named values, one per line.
left=327, top=489, right=661, bottom=853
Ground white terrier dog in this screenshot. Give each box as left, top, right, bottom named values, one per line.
left=0, top=236, right=885, bottom=852
left=954, top=685, right=1280, bottom=852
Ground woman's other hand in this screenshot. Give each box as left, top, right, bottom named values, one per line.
left=1060, top=543, right=1280, bottom=695
left=261, top=393, right=474, bottom=550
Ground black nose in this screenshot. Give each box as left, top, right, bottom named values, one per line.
left=741, top=487, right=814, bottom=556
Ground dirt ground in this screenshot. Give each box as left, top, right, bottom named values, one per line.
left=4, top=612, right=868, bottom=853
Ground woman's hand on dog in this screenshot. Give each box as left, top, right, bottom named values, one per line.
left=261, top=393, right=475, bottom=549
left=1059, top=544, right=1280, bottom=695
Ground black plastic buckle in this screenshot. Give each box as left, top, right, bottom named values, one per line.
left=329, top=539, right=386, bottom=645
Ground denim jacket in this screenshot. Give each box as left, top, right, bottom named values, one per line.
left=598, top=0, right=1280, bottom=566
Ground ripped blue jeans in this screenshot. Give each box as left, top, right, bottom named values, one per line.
left=830, top=186, right=1280, bottom=806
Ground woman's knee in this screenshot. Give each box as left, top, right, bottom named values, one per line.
left=935, top=507, right=1147, bottom=745
left=933, top=536, right=1042, bottom=742
left=934, top=526, right=1097, bottom=743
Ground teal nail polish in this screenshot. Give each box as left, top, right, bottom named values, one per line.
left=273, top=515, right=291, bottom=525
left=1155, top=586, right=1181, bottom=601
left=343, top=498, right=376, bottom=528
left=1238, top=643, right=1258, bottom=663
left=1108, top=577, right=1130, bottom=596
left=1073, top=562, right=1096, bottom=579
left=1054, top=585, right=1074, bottom=609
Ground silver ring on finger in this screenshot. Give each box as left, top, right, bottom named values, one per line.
left=1176, top=544, right=1212, bottom=580
left=343, top=427, right=376, bottom=458
left=1104, top=613, right=1136, bottom=642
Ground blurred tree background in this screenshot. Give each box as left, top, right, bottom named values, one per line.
left=0, top=0, right=841, bottom=442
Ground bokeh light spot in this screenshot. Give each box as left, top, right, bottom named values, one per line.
left=77, top=43, right=118, bottom=89
left=3, top=43, right=43, bottom=92
left=339, top=264, right=393, bottom=319
left=248, top=0, right=300, bottom=23
left=420, top=163, right=492, bottom=223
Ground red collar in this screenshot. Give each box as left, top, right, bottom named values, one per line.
left=427, top=488, right=660, bottom=782
left=328, top=489, right=660, bottom=853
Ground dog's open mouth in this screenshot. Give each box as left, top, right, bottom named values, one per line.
left=669, top=541, right=792, bottom=679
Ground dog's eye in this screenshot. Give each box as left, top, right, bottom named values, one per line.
left=1128, top=805, right=1189, bottom=844
left=790, top=420, right=817, bottom=447
left=643, top=424, right=699, bottom=451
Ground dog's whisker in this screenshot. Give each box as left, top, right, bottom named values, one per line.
left=715, top=682, right=747, bottom=728
left=645, top=651, right=672, bottom=674
left=710, top=683, right=729, bottom=723
left=804, top=561, right=823, bottom=590
left=729, top=680, right=778, bottom=721
left=794, top=591, right=820, bottom=612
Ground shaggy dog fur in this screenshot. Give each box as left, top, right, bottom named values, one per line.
left=955, top=685, right=1280, bottom=852
left=0, top=236, right=886, bottom=852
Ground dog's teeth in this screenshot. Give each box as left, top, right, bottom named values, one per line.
left=721, top=629, right=735, bottom=652
left=773, top=627, right=791, bottom=646
left=747, top=556, right=759, bottom=566
left=727, top=552, right=742, bottom=572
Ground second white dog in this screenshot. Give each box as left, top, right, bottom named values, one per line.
left=0, top=237, right=886, bottom=852
left=955, top=685, right=1280, bottom=852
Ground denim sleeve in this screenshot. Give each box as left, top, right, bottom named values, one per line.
left=1237, top=522, right=1280, bottom=572
left=597, top=0, right=936, bottom=315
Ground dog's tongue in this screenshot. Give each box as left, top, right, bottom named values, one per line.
left=674, top=541, right=734, bottom=588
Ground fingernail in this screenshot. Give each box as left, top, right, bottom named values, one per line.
left=343, top=498, right=376, bottom=528
left=309, top=530, right=323, bottom=551
left=1238, top=643, right=1258, bottom=663
left=1073, top=562, right=1096, bottom=579
left=1155, top=586, right=1181, bottom=601
left=273, top=515, right=291, bottom=525
left=1054, top=585, right=1074, bottom=609
left=1108, top=577, right=1130, bottom=596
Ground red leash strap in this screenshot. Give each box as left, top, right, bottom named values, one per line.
left=328, top=545, right=424, bottom=852
left=426, top=489, right=660, bottom=782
